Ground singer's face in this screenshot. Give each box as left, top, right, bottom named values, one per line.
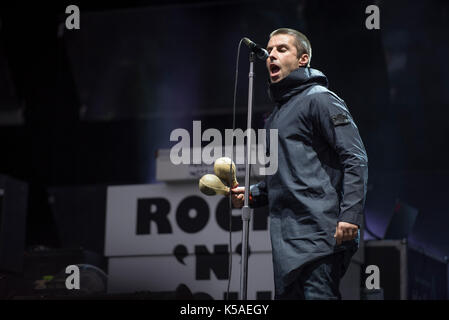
left=266, top=34, right=301, bottom=83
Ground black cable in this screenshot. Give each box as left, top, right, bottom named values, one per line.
left=226, top=38, right=244, bottom=300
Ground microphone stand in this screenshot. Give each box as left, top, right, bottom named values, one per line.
left=240, top=51, right=255, bottom=300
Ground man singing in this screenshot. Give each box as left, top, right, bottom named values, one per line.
left=231, top=28, right=368, bottom=300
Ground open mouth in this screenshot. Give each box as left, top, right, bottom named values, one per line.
left=269, top=64, right=281, bottom=80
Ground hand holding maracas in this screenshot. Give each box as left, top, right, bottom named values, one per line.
left=198, top=157, right=238, bottom=196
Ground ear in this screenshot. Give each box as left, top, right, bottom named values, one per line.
left=298, top=53, right=309, bottom=67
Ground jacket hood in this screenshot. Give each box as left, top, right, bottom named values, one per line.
left=268, top=67, right=329, bottom=104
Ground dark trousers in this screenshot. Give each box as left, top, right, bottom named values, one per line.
left=276, top=249, right=354, bottom=300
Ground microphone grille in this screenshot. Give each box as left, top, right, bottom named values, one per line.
left=242, top=37, right=252, bottom=47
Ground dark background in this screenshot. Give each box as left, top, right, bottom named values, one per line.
left=0, top=0, right=448, bottom=287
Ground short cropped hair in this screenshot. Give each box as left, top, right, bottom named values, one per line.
left=269, top=28, right=312, bottom=67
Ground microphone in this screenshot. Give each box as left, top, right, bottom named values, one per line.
left=242, top=37, right=269, bottom=60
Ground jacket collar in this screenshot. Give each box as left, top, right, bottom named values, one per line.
left=268, top=67, right=329, bottom=104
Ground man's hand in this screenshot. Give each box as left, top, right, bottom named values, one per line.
left=230, top=186, right=245, bottom=209
left=334, top=221, right=359, bottom=245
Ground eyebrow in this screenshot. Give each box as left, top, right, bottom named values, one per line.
left=266, top=43, right=289, bottom=50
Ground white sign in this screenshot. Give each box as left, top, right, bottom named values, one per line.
left=105, top=183, right=271, bottom=257
left=104, top=182, right=274, bottom=298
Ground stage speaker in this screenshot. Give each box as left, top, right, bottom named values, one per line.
left=364, top=239, right=408, bottom=300
left=0, top=174, right=28, bottom=273
left=364, top=240, right=448, bottom=300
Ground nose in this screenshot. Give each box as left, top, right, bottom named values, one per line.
left=268, top=49, right=277, bottom=61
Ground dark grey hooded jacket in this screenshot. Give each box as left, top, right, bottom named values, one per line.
left=250, top=67, right=368, bottom=295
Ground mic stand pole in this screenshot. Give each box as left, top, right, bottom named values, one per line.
left=240, top=51, right=255, bottom=300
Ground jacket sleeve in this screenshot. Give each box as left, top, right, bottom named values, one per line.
left=311, top=92, right=368, bottom=228
left=249, top=178, right=269, bottom=208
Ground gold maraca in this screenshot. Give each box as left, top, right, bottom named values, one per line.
left=199, top=174, right=230, bottom=196
left=213, top=157, right=238, bottom=188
